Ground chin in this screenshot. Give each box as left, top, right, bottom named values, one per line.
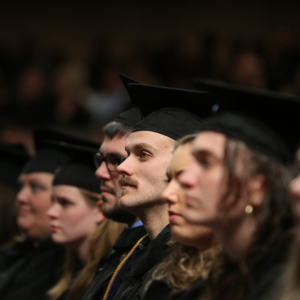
left=119, top=197, right=135, bottom=213
left=51, top=235, right=67, bottom=245
left=17, top=219, right=32, bottom=232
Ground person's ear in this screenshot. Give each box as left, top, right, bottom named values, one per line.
left=249, top=175, right=266, bottom=207
left=94, top=200, right=105, bottom=224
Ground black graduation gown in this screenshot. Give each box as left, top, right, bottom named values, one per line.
left=244, top=242, right=289, bottom=300
left=57, top=259, right=84, bottom=300
left=0, top=237, right=65, bottom=300
left=142, top=280, right=173, bottom=300
left=167, top=280, right=206, bottom=300
left=80, top=225, right=147, bottom=300
left=142, top=278, right=205, bottom=300
left=0, top=238, right=33, bottom=272
left=110, top=225, right=172, bottom=300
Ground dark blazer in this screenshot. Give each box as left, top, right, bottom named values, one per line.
left=0, top=237, right=65, bottom=300
left=110, top=225, right=171, bottom=300
left=80, top=225, right=147, bottom=300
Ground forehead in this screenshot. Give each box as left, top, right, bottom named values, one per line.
left=193, top=131, right=227, bottom=156
left=19, top=172, right=54, bottom=183
left=100, top=134, right=129, bottom=155
left=53, top=185, right=82, bottom=198
left=126, top=131, right=175, bottom=151
left=170, top=143, right=194, bottom=170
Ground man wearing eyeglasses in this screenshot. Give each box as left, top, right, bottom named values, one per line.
left=80, top=106, right=147, bottom=300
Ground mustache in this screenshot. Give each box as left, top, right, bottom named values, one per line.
left=119, top=177, right=138, bottom=187
left=100, top=183, right=116, bottom=195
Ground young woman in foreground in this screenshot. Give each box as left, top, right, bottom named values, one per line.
left=180, top=84, right=298, bottom=300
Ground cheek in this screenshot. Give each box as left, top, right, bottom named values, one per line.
left=171, top=221, right=188, bottom=241
left=112, top=177, right=121, bottom=192
left=31, top=195, right=52, bottom=215
left=290, top=176, right=300, bottom=198
left=204, top=177, right=226, bottom=208
left=62, top=207, right=95, bottom=230
left=171, top=221, right=201, bottom=245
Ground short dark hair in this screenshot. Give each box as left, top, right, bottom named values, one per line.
left=103, top=121, right=133, bottom=139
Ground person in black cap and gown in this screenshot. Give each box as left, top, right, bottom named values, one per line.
left=0, top=143, right=29, bottom=250
left=0, top=130, right=67, bottom=300
left=80, top=75, right=148, bottom=300
left=179, top=79, right=300, bottom=300
left=102, top=82, right=214, bottom=300
left=46, top=136, right=124, bottom=300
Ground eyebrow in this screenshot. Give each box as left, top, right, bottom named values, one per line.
left=193, top=149, right=214, bottom=157
left=125, top=143, right=156, bottom=153
left=192, top=149, right=222, bottom=162
left=166, top=168, right=184, bottom=181
left=99, top=151, right=126, bottom=157
left=18, top=177, right=44, bottom=186
left=174, top=169, right=184, bottom=178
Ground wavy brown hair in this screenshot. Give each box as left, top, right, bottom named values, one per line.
left=202, top=137, right=293, bottom=300
left=153, top=237, right=221, bottom=293
left=152, top=134, right=221, bottom=293
left=48, top=189, right=125, bottom=300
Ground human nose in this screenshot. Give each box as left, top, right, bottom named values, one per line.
left=47, top=202, right=60, bottom=219
left=117, top=156, right=133, bottom=176
left=16, top=185, right=30, bottom=205
left=95, top=160, right=111, bottom=180
left=162, top=181, right=179, bottom=206
left=178, top=163, right=198, bottom=188
left=289, top=175, right=300, bottom=199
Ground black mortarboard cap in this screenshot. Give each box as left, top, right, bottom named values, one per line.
left=52, top=141, right=100, bottom=194
left=22, top=147, right=62, bottom=175
left=113, top=74, right=142, bottom=127
left=22, top=127, right=97, bottom=174
left=0, top=143, right=30, bottom=188
left=128, top=83, right=214, bottom=140
left=114, top=107, right=142, bottom=128
left=119, top=74, right=139, bottom=102
left=193, top=78, right=300, bottom=164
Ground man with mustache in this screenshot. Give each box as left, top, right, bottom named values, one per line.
left=104, top=83, right=213, bottom=300
left=80, top=103, right=147, bottom=300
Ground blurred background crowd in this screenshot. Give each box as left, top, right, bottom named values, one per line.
left=0, top=0, right=300, bottom=152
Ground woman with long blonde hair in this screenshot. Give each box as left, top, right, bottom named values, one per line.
left=47, top=142, right=124, bottom=300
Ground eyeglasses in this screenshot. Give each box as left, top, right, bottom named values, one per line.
left=94, top=152, right=126, bottom=172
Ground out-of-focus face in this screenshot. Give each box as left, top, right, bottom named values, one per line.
left=117, top=131, right=174, bottom=215
left=95, top=134, right=135, bottom=224
left=179, top=132, right=228, bottom=226
left=163, top=142, right=213, bottom=248
left=17, top=172, right=54, bottom=241
left=48, top=185, right=103, bottom=248
left=289, top=173, right=300, bottom=228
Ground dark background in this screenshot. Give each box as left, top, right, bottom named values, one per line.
left=0, top=0, right=299, bottom=150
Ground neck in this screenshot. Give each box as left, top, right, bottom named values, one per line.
left=137, top=201, right=169, bottom=241
left=127, top=217, right=139, bottom=228
left=214, top=215, right=257, bottom=261
left=69, top=235, right=91, bottom=264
